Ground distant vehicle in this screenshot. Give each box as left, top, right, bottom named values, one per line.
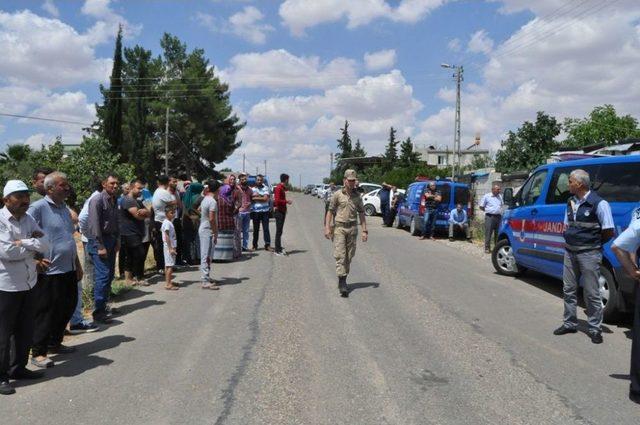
left=311, top=184, right=323, bottom=196
left=317, top=184, right=331, bottom=199
left=362, top=188, right=406, bottom=216
left=358, top=182, right=382, bottom=195
left=492, top=155, right=640, bottom=322
left=395, top=180, right=471, bottom=235
left=304, top=184, right=315, bottom=194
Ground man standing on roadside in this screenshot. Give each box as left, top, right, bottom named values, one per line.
left=611, top=206, right=640, bottom=404
left=30, top=167, right=54, bottom=204
left=251, top=175, right=272, bottom=251
left=419, top=182, right=441, bottom=240
left=379, top=182, right=394, bottom=227
left=119, top=180, right=150, bottom=286
left=152, top=175, right=176, bottom=272
left=273, top=173, right=292, bottom=256
left=553, top=169, right=613, bottom=344
left=324, top=169, right=368, bottom=297
left=87, top=173, right=120, bottom=324
left=29, top=172, right=83, bottom=368
left=479, top=185, right=503, bottom=253
left=237, top=173, right=253, bottom=251
left=0, top=180, right=48, bottom=395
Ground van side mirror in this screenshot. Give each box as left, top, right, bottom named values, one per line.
left=503, top=187, right=514, bottom=207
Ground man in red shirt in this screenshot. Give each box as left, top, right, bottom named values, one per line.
left=273, top=173, right=292, bottom=256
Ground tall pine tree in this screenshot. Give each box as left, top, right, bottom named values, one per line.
left=399, top=136, right=419, bottom=165
left=352, top=138, right=366, bottom=157
left=384, top=127, right=399, bottom=166
left=98, top=25, right=124, bottom=156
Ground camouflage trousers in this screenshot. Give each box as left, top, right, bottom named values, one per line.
left=333, top=225, right=358, bottom=277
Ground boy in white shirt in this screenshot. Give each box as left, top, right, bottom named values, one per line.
left=161, top=206, right=178, bottom=291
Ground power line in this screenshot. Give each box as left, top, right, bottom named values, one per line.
left=0, top=112, right=92, bottom=126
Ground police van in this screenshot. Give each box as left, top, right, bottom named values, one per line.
left=394, top=179, right=471, bottom=235
left=492, top=155, right=640, bottom=321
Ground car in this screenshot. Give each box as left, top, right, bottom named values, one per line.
left=492, top=155, right=640, bottom=322
left=395, top=179, right=471, bottom=236
left=317, top=184, right=331, bottom=199
left=304, top=184, right=315, bottom=194
left=358, top=182, right=382, bottom=195
left=362, top=188, right=406, bottom=216
left=311, top=184, right=323, bottom=196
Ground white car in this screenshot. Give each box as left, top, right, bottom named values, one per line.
left=362, top=188, right=406, bottom=216
left=311, top=184, right=323, bottom=196
left=317, top=184, right=331, bottom=199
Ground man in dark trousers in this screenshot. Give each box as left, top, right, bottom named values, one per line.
left=273, top=173, right=292, bottom=256
left=419, top=182, right=441, bottom=240
left=87, top=173, right=121, bottom=324
left=0, top=180, right=48, bottom=395
left=29, top=172, right=83, bottom=368
left=612, top=206, right=640, bottom=404
left=553, top=169, right=614, bottom=344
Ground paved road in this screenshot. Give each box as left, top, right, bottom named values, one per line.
left=1, top=194, right=638, bottom=424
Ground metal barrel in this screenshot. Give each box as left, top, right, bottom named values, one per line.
left=213, top=230, right=235, bottom=262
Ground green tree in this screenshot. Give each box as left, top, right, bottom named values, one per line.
left=399, top=136, right=419, bottom=166
left=332, top=120, right=353, bottom=180
left=384, top=127, right=399, bottom=165
left=352, top=138, right=366, bottom=158
left=59, top=135, right=135, bottom=203
left=96, top=25, right=124, bottom=155
left=562, top=104, right=640, bottom=148
left=495, top=112, right=561, bottom=173
left=467, top=153, right=493, bottom=170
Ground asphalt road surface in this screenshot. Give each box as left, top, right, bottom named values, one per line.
left=1, top=194, right=638, bottom=424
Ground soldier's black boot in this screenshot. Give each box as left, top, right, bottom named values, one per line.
left=338, top=276, right=349, bottom=297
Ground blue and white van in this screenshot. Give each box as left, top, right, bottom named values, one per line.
left=394, top=180, right=471, bottom=235
left=492, top=155, right=640, bottom=321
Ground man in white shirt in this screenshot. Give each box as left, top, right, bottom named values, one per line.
left=479, top=185, right=503, bottom=253
left=553, top=169, right=614, bottom=344
left=151, top=175, right=177, bottom=271
left=0, top=180, right=48, bottom=395
left=612, top=206, right=640, bottom=403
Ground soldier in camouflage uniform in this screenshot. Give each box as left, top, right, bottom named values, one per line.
left=324, top=170, right=368, bottom=297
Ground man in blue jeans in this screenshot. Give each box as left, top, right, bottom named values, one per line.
left=237, top=173, right=253, bottom=251
left=86, top=173, right=120, bottom=324
left=251, top=175, right=272, bottom=251
left=419, top=182, right=441, bottom=240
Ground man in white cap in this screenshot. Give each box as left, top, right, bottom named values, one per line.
left=0, top=180, right=48, bottom=395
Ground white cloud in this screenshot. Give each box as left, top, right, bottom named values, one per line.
left=467, top=29, right=493, bottom=55
left=219, top=49, right=358, bottom=90
left=364, top=49, right=396, bottom=71
left=279, top=0, right=449, bottom=36
left=447, top=38, right=461, bottom=52
left=81, top=0, right=142, bottom=44
left=229, top=6, right=274, bottom=44
left=0, top=10, right=112, bottom=88
left=42, top=0, right=60, bottom=17
left=419, top=3, right=640, bottom=153
left=195, top=6, right=273, bottom=45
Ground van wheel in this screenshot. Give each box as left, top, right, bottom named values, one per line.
left=600, top=267, right=621, bottom=323
left=410, top=217, right=420, bottom=236
left=492, top=239, right=525, bottom=276
left=364, top=204, right=376, bottom=216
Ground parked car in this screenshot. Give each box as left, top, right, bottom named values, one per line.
left=304, top=184, right=315, bottom=194
left=395, top=180, right=471, bottom=235
left=491, top=155, right=640, bottom=322
left=362, top=188, right=406, bottom=216
left=311, top=184, right=323, bottom=196
left=358, top=182, right=382, bottom=195
left=317, top=184, right=331, bottom=199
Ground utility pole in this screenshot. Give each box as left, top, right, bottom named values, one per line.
left=441, top=63, right=463, bottom=181
left=256, top=166, right=259, bottom=175
left=164, top=106, right=169, bottom=175
left=330, top=153, right=334, bottom=177
left=264, top=160, right=267, bottom=178
left=242, top=154, right=246, bottom=173
left=299, top=174, right=302, bottom=190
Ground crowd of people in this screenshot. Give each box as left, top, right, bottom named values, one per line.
left=0, top=167, right=293, bottom=395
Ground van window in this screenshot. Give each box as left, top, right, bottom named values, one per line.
left=546, top=166, right=596, bottom=204
left=454, top=187, right=469, bottom=205
left=593, top=162, right=640, bottom=202
left=520, top=170, right=548, bottom=206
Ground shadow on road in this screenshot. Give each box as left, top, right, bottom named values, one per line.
left=285, top=249, right=307, bottom=256
left=115, top=299, right=167, bottom=317
left=216, top=276, right=249, bottom=286
left=14, top=335, right=136, bottom=388
left=347, top=282, right=380, bottom=294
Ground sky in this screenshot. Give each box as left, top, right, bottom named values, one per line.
left=1, top=0, right=640, bottom=186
